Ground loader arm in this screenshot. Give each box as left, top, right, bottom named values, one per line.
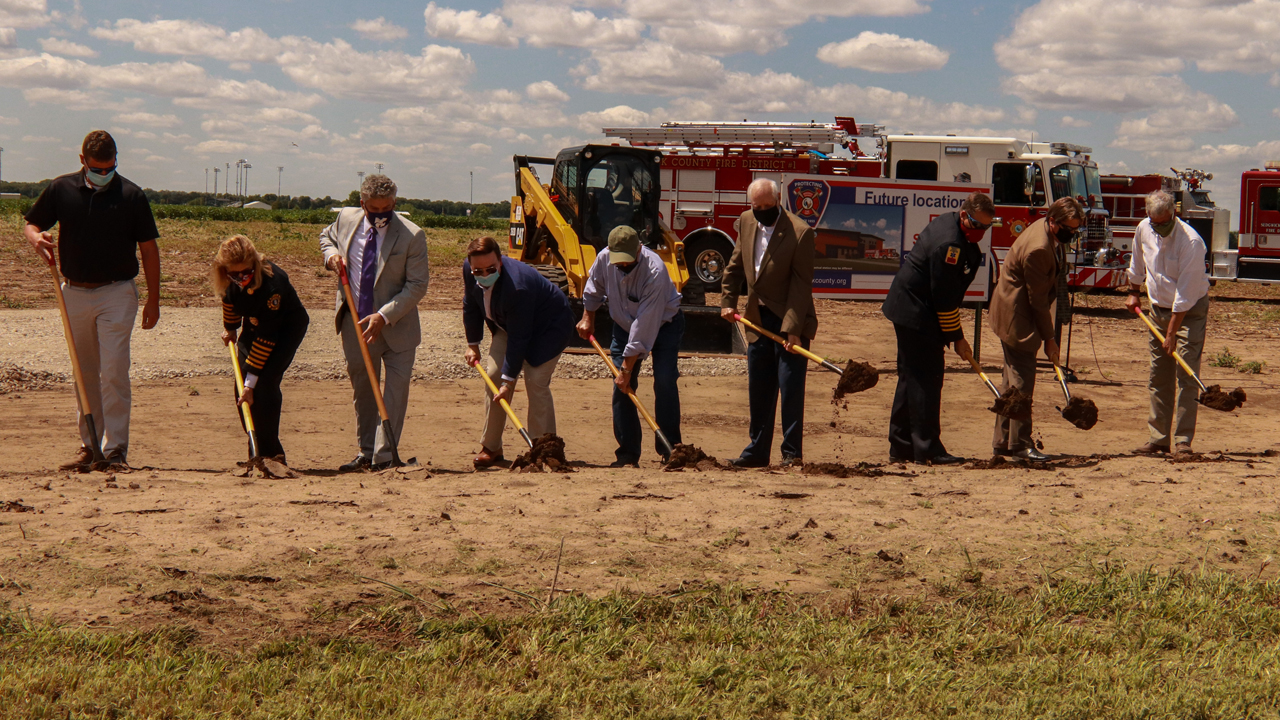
left=517, top=166, right=591, bottom=297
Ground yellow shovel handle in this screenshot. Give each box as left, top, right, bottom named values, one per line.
left=1134, top=308, right=1207, bottom=392
left=228, top=343, right=256, bottom=433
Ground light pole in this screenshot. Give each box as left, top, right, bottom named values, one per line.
left=357, top=170, right=365, bottom=190
left=1, top=146, right=5, bottom=183
left=470, top=171, right=473, bottom=205
left=205, top=168, right=209, bottom=194
left=277, top=166, right=284, bottom=197
left=225, top=163, right=231, bottom=197
left=374, top=162, right=384, bottom=174
left=243, top=163, right=251, bottom=200
left=214, top=167, right=220, bottom=195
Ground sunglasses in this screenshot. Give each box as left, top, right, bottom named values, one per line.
left=86, top=165, right=117, bottom=176
left=471, top=265, right=499, bottom=277
left=963, top=212, right=993, bottom=231
left=227, top=269, right=254, bottom=282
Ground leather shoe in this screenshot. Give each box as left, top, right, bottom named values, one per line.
left=473, top=447, right=504, bottom=468
left=728, top=456, right=768, bottom=468
left=930, top=453, right=965, bottom=465
left=1133, top=442, right=1170, bottom=455
left=1013, top=447, right=1050, bottom=462
left=59, top=446, right=94, bottom=471
left=339, top=455, right=371, bottom=472
left=1174, top=443, right=1194, bottom=455
left=609, top=459, right=639, bottom=468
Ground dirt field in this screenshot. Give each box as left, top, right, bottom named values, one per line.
left=3, top=279, right=1278, bottom=644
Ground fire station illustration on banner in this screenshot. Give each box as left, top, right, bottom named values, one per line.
left=780, top=174, right=992, bottom=301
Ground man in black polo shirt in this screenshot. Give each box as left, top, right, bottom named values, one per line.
left=24, top=130, right=161, bottom=469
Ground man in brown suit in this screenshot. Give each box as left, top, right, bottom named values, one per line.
left=988, top=197, right=1084, bottom=461
left=720, top=178, right=817, bottom=467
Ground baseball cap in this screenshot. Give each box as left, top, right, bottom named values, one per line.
left=608, top=225, right=640, bottom=264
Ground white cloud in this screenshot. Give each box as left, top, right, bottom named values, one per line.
left=577, top=42, right=725, bottom=95
left=276, top=41, right=473, bottom=102
left=468, top=142, right=492, bottom=153
left=1274, top=108, right=1280, bottom=119
left=350, top=17, right=408, bottom=42
left=507, top=4, right=644, bottom=49
left=22, top=87, right=143, bottom=112
left=112, top=111, right=181, bottom=128
left=0, top=0, right=49, bottom=29
left=525, top=80, right=569, bottom=103
left=38, top=37, right=97, bottom=57
left=22, top=134, right=57, bottom=142
left=653, top=22, right=786, bottom=55
left=1110, top=94, right=1240, bottom=153
left=1060, top=115, right=1091, bottom=128
left=622, top=0, right=930, bottom=29
left=1272, top=72, right=1280, bottom=88
left=0, top=114, right=19, bottom=125
left=91, top=19, right=281, bottom=63
left=0, top=27, right=16, bottom=47
left=423, top=2, right=517, bottom=48
left=816, top=31, right=948, bottom=72
left=585, top=105, right=653, bottom=134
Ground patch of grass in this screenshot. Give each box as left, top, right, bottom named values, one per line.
left=1210, top=347, right=1241, bottom=368
left=1239, top=360, right=1266, bottom=374
left=0, top=293, right=29, bottom=309
left=5, top=568, right=1280, bottom=717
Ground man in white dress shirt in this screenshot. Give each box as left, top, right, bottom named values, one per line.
left=1125, top=190, right=1211, bottom=456
left=320, top=175, right=430, bottom=471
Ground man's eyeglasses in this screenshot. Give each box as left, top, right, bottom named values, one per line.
left=471, top=266, right=499, bottom=277
left=86, top=165, right=117, bottom=176
left=963, top=212, right=993, bottom=231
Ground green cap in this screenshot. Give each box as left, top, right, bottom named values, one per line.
left=608, top=225, right=640, bottom=264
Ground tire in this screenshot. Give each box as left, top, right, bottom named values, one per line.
left=533, top=264, right=569, bottom=295
left=684, top=235, right=734, bottom=292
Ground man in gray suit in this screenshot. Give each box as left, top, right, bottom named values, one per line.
left=320, top=175, right=429, bottom=470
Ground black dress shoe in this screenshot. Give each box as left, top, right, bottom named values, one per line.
left=339, top=456, right=371, bottom=472
left=728, top=456, right=768, bottom=468
left=930, top=453, right=965, bottom=465
left=609, top=459, right=639, bottom=468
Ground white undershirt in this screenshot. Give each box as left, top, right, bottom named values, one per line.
left=754, top=218, right=777, bottom=276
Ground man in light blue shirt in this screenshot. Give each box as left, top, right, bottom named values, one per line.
left=577, top=226, right=685, bottom=466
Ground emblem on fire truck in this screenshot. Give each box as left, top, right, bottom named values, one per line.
left=788, top=179, right=829, bottom=228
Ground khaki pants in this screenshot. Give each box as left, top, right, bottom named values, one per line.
left=341, top=321, right=415, bottom=464
left=63, top=280, right=138, bottom=461
left=1148, top=294, right=1209, bottom=447
left=992, top=341, right=1038, bottom=452
left=481, top=328, right=560, bottom=454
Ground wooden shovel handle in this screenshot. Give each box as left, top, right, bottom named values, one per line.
left=339, top=265, right=392, bottom=421
left=1133, top=307, right=1208, bottom=393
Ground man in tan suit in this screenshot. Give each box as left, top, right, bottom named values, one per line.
left=720, top=178, right=817, bottom=467
left=988, top=197, right=1084, bottom=461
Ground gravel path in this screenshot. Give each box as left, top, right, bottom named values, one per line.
left=0, top=308, right=745, bottom=391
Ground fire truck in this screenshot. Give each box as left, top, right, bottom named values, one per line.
left=602, top=118, right=1120, bottom=298
left=1217, top=162, right=1280, bottom=283
left=1100, top=168, right=1230, bottom=274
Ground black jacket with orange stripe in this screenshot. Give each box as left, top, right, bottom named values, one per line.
left=881, top=212, right=982, bottom=342
left=222, top=263, right=306, bottom=372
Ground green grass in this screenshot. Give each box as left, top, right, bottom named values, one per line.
left=5, top=567, right=1280, bottom=718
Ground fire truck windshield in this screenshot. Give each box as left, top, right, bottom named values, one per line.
left=582, top=154, right=658, bottom=250
left=1050, top=163, right=1100, bottom=208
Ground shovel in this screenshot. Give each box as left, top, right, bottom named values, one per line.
left=1054, top=364, right=1098, bottom=430
left=1133, top=307, right=1246, bottom=412
left=338, top=262, right=416, bottom=467
left=587, top=334, right=675, bottom=458
left=470, top=360, right=534, bottom=449
left=227, top=342, right=260, bottom=459
left=968, top=356, right=1032, bottom=421
left=48, top=261, right=107, bottom=465
left=731, top=313, right=878, bottom=397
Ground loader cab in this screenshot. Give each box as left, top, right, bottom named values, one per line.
left=550, top=145, right=663, bottom=256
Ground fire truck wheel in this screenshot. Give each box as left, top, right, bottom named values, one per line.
left=685, top=236, right=734, bottom=291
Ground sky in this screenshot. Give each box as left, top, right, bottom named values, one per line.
left=0, top=0, right=1277, bottom=222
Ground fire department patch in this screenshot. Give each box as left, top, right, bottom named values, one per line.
left=787, top=179, right=829, bottom=228
left=268, top=294, right=281, bottom=311
left=945, top=246, right=961, bottom=265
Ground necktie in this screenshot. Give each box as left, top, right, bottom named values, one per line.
left=358, top=226, right=378, bottom=318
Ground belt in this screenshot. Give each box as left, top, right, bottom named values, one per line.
left=67, top=280, right=115, bottom=289
left=1153, top=304, right=1171, bottom=312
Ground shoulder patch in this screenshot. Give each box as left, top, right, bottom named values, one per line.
left=267, top=293, right=281, bottom=311
left=945, top=246, right=961, bottom=265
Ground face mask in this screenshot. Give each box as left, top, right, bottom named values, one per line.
left=960, top=214, right=987, bottom=243
left=228, top=269, right=253, bottom=288
left=617, top=263, right=637, bottom=275
left=475, top=267, right=501, bottom=288
left=752, top=205, right=780, bottom=227
left=1151, top=218, right=1176, bottom=237
left=366, top=210, right=395, bottom=230
left=86, top=167, right=115, bottom=188
left=1054, top=224, right=1077, bottom=244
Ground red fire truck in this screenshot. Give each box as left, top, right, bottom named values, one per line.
left=1101, top=167, right=1229, bottom=272
left=603, top=118, right=1119, bottom=297
left=1219, top=162, right=1280, bottom=283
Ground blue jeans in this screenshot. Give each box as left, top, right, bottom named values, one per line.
left=742, top=305, right=809, bottom=462
left=610, top=311, right=684, bottom=462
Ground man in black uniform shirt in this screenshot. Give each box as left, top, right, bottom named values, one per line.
left=24, top=130, right=161, bottom=470
left=881, top=192, right=994, bottom=464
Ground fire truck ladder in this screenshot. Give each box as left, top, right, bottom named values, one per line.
left=603, top=119, right=884, bottom=152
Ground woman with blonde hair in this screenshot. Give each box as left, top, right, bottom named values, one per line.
left=212, top=235, right=309, bottom=463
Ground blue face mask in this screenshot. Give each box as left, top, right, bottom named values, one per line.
left=475, top=267, right=501, bottom=288
left=366, top=210, right=395, bottom=230
left=86, top=166, right=116, bottom=188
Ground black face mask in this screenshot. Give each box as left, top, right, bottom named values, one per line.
left=753, top=205, right=780, bottom=227
left=1054, top=224, right=1077, bottom=244
left=618, top=263, right=637, bottom=275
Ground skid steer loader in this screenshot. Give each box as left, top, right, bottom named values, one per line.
left=507, top=144, right=745, bottom=355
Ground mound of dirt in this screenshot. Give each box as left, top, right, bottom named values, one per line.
left=1199, top=385, right=1247, bottom=412
left=801, top=462, right=911, bottom=478
left=1061, top=396, right=1099, bottom=430
left=236, top=455, right=297, bottom=479
left=832, top=361, right=879, bottom=402
left=664, top=444, right=723, bottom=472
left=510, top=434, right=573, bottom=473
left=990, top=388, right=1033, bottom=420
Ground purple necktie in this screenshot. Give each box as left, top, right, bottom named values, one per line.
left=358, top=226, right=378, bottom=318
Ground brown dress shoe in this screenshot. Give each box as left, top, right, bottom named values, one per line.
left=1174, top=443, right=1193, bottom=455
left=473, top=447, right=505, bottom=468
left=58, top=446, right=94, bottom=471
left=1133, top=442, right=1170, bottom=455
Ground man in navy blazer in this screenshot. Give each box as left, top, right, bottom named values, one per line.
left=462, top=236, right=574, bottom=466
